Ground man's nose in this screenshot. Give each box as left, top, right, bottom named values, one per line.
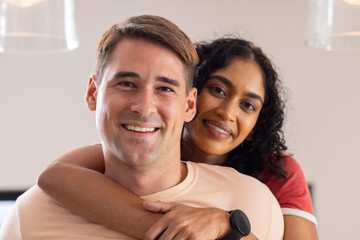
left=130, top=88, right=156, bottom=117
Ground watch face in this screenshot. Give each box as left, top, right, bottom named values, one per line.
left=231, top=210, right=251, bottom=236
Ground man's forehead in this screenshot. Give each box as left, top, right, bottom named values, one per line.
left=106, top=38, right=187, bottom=87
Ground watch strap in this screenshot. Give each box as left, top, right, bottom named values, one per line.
left=221, top=229, right=243, bottom=240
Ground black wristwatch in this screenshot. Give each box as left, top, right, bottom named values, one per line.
left=221, top=209, right=251, bottom=240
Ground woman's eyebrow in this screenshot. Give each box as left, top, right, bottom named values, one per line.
left=209, top=75, right=233, bottom=87
left=246, top=92, right=264, bottom=105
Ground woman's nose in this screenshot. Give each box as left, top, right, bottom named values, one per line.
left=215, top=99, right=237, bottom=122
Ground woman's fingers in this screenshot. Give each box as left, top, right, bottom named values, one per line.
left=145, top=208, right=189, bottom=240
left=145, top=203, right=232, bottom=240
left=157, top=215, right=192, bottom=240
left=145, top=214, right=170, bottom=240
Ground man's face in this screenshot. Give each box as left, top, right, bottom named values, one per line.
left=87, top=38, right=196, bottom=169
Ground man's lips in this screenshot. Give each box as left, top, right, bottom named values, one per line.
left=122, top=124, right=158, bottom=133
left=204, top=120, right=233, bottom=136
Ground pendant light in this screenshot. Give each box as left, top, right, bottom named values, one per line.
left=0, top=0, right=79, bottom=54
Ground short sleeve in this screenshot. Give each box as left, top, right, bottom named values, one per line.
left=263, top=156, right=317, bottom=225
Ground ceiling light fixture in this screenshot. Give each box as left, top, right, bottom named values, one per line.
left=305, top=0, right=360, bottom=51
left=0, top=0, right=79, bottom=54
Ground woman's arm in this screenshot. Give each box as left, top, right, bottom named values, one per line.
left=37, top=145, right=162, bottom=239
left=144, top=201, right=259, bottom=240
left=283, top=215, right=318, bottom=240
left=37, top=145, right=237, bottom=240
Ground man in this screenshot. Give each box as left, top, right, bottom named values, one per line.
left=0, top=15, right=283, bottom=239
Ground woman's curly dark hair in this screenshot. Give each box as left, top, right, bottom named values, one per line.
left=193, top=37, right=288, bottom=181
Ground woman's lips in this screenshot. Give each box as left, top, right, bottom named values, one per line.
left=203, top=119, right=233, bottom=139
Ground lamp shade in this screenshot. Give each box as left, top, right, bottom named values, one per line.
left=305, top=0, right=360, bottom=51
left=0, top=0, right=79, bottom=54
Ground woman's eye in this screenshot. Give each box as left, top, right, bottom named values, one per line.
left=209, top=86, right=226, bottom=96
left=241, top=102, right=256, bottom=111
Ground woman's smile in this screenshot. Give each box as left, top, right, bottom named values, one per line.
left=203, top=119, right=233, bottom=139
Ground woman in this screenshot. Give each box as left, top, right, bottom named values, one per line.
left=38, top=37, right=318, bottom=239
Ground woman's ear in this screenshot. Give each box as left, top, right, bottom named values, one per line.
left=246, top=130, right=254, bottom=141
left=184, top=87, right=197, bottom=123
left=86, top=74, right=98, bottom=111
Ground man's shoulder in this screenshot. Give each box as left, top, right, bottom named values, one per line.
left=14, top=185, right=72, bottom=229
left=19, top=185, right=46, bottom=199
left=186, top=162, right=284, bottom=239
left=187, top=161, right=275, bottom=203
left=189, top=161, right=265, bottom=188
left=16, top=185, right=48, bottom=210
left=12, top=186, right=133, bottom=239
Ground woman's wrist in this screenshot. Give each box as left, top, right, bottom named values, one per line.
left=220, top=210, right=251, bottom=240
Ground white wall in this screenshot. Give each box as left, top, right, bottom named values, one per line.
left=1, top=0, right=359, bottom=238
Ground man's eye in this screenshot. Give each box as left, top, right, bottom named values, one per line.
left=118, top=81, right=134, bottom=88
left=158, top=87, right=174, bottom=92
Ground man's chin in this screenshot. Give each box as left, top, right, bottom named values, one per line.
left=112, top=147, right=160, bottom=165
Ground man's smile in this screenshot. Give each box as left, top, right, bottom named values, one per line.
left=122, top=124, right=158, bottom=133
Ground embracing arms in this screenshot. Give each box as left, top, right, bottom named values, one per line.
left=37, top=144, right=240, bottom=240
left=38, top=144, right=318, bottom=239
left=37, top=144, right=161, bottom=239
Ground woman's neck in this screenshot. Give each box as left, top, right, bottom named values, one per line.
left=182, top=129, right=228, bottom=166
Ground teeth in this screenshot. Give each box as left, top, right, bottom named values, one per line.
left=206, top=122, right=230, bottom=135
left=125, top=125, right=155, bottom=132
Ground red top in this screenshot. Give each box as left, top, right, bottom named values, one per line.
left=261, top=156, right=317, bottom=225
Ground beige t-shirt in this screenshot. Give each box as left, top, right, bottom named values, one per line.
left=0, top=161, right=284, bottom=239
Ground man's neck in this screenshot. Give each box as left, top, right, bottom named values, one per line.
left=103, top=150, right=187, bottom=197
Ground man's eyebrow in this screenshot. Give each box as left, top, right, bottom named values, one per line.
left=111, top=72, right=180, bottom=88
left=157, top=76, right=180, bottom=88
left=112, top=71, right=140, bottom=79
left=209, top=75, right=264, bottom=105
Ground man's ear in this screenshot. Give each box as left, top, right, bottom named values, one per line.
left=184, top=87, right=197, bottom=123
left=86, top=74, right=98, bottom=111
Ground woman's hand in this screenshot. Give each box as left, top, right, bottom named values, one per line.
left=143, top=201, right=231, bottom=240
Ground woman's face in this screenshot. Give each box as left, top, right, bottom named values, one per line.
left=186, top=58, right=265, bottom=155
